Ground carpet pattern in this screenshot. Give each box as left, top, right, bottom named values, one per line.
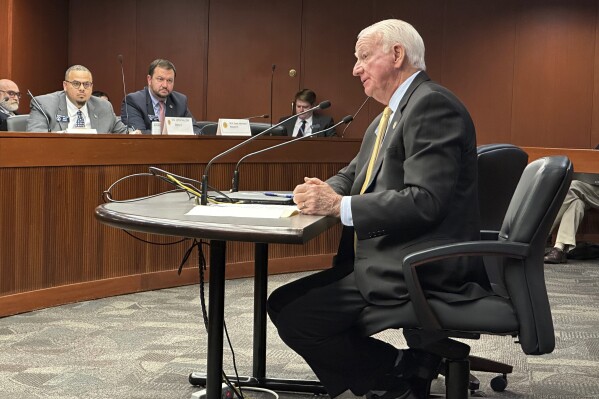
left=0, top=260, right=598, bottom=398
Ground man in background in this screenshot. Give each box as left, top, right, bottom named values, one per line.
left=92, top=90, right=110, bottom=101
left=121, top=59, right=202, bottom=135
left=544, top=175, right=599, bottom=264
left=279, top=89, right=336, bottom=137
left=26, top=65, right=128, bottom=133
left=0, top=79, right=21, bottom=131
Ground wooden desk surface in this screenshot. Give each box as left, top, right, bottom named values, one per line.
left=96, top=192, right=338, bottom=244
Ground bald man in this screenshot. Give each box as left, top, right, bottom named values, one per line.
left=0, top=79, right=21, bottom=131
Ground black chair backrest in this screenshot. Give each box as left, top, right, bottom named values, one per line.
left=477, top=144, right=528, bottom=230
left=500, top=156, right=572, bottom=354
left=6, top=114, right=29, bottom=132
left=193, top=121, right=286, bottom=136
left=250, top=122, right=286, bottom=136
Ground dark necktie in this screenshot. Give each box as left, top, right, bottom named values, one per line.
left=298, top=120, right=306, bottom=137
left=75, top=110, right=85, bottom=128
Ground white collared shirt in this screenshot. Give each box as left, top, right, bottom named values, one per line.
left=66, top=97, right=91, bottom=129
left=293, top=116, right=313, bottom=137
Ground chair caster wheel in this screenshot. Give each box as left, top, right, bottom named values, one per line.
left=490, top=375, right=508, bottom=392
left=189, top=372, right=207, bottom=387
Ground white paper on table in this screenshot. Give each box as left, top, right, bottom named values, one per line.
left=186, top=203, right=299, bottom=218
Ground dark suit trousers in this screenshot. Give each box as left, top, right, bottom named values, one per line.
left=267, top=267, right=397, bottom=397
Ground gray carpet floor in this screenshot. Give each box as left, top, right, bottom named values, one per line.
left=1, top=260, right=598, bottom=399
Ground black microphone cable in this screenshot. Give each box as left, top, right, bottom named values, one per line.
left=27, top=90, right=52, bottom=132
left=200, top=100, right=331, bottom=203
left=118, top=54, right=135, bottom=133
left=341, top=96, right=371, bottom=138
left=231, top=115, right=353, bottom=192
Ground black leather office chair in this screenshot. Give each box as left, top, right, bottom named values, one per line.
left=194, top=121, right=286, bottom=136
left=6, top=114, right=29, bottom=132
left=463, top=144, right=529, bottom=392
left=355, top=155, right=572, bottom=398
left=477, top=144, right=529, bottom=232
left=249, top=122, right=286, bottom=136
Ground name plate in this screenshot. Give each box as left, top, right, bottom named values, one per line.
left=216, top=118, right=251, bottom=136
left=163, top=117, right=194, bottom=135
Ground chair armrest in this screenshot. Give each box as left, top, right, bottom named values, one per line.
left=480, top=230, right=499, bottom=240
left=402, top=241, right=530, bottom=331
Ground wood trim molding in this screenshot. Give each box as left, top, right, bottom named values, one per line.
left=0, top=254, right=334, bottom=317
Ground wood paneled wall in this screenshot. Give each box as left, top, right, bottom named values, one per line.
left=0, top=134, right=360, bottom=317
left=2, top=0, right=599, bottom=147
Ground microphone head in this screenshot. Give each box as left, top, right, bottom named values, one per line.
left=3, top=97, right=9, bottom=102
left=272, top=64, right=276, bottom=71
left=318, top=100, right=331, bottom=110
left=262, top=114, right=269, bottom=118
left=342, top=115, right=354, bottom=124
left=117, top=54, right=124, bottom=63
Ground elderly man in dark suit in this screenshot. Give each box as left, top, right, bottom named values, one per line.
left=267, top=19, right=492, bottom=399
left=26, top=65, right=127, bottom=133
left=121, top=59, right=202, bottom=135
left=279, top=89, right=336, bottom=137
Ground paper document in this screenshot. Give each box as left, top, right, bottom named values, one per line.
left=186, top=203, right=299, bottom=218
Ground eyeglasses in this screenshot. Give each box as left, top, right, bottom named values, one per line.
left=0, top=90, right=21, bottom=99
left=65, top=81, right=93, bottom=89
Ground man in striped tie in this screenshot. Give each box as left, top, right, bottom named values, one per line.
left=268, top=19, right=491, bottom=399
left=26, top=65, right=130, bottom=134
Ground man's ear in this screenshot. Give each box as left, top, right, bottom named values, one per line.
left=393, top=44, right=405, bottom=67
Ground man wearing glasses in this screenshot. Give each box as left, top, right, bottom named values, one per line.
left=26, top=65, right=129, bottom=133
left=0, top=79, right=21, bottom=131
left=121, top=58, right=202, bottom=135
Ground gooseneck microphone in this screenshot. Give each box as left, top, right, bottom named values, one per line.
left=27, top=90, right=51, bottom=132
left=117, top=54, right=135, bottom=133
left=270, top=64, right=276, bottom=126
left=199, top=100, right=331, bottom=205
left=341, top=96, right=371, bottom=138
left=231, top=115, right=353, bottom=192
left=244, top=114, right=269, bottom=120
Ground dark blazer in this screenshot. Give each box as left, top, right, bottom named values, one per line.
left=0, top=109, right=14, bottom=131
left=121, top=87, right=202, bottom=135
left=26, top=91, right=127, bottom=133
left=327, top=71, right=491, bottom=305
left=278, top=113, right=336, bottom=137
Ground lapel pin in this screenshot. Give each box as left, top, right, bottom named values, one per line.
left=392, top=121, right=398, bottom=129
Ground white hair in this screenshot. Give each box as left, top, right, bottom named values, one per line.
left=358, top=19, right=426, bottom=71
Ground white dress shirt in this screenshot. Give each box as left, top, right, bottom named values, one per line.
left=292, top=116, right=313, bottom=137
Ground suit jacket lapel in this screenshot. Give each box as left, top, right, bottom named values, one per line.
left=87, top=101, right=98, bottom=129
left=358, top=71, right=431, bottom=193
left=145, top=88, right=154, bottom=116
left=57, top=92, right=68, bottom=131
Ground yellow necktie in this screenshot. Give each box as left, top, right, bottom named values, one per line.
left=360, top=106, right=392, bottom=194
left=355, top=106, right=392, bottom=251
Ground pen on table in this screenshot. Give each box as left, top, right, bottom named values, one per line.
left=263, top=192, right=294, bottom=198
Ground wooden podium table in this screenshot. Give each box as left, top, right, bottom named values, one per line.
left=95, top=192, right=337, bottom=399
